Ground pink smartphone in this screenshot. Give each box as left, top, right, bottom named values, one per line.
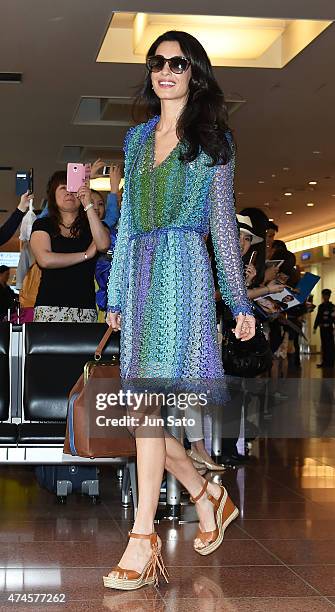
left=66, top=163, right=88, bottom=193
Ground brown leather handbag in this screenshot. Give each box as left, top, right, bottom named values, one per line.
left=63, top=325, right=136, bottom=458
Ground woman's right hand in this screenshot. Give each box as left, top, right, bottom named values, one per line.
left=106, top=311, right=122, bottom=330
left=90, top=159, right=105, bottom=179
left=109, top=165, right=122, bottom=193
left=18, top=191, right=34, bottom=212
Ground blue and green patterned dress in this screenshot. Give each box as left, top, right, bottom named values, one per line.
left=107, top=116, right=252, bottom=379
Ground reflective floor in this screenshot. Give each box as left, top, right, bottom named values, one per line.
left=0, top=358, right=335, bottom=611
left=1, top=438, right=335, bottom=611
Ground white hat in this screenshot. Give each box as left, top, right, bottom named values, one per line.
left=236, top=214, right=263, bottom=244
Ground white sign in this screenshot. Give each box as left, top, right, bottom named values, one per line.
left=0, top=252, right=20, bottom=267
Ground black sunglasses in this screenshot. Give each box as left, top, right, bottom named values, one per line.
left=146, top=55, right=191, bottom=75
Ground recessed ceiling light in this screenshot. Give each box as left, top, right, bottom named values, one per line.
left=269, top=218, right=274, bottom=221
left=263, top=202, right=270, bottom=207
left=331, top=194, right=335, bottom=197
left=286, top=211, right=293, bottom=215
left=284, top=192, right=292, bottom=196
left=258, top=180, right=265, bottom=184
left=306, top=202, right=315, bottom=207
left=283, top=167, right=290, bottom=171
left=237, top=191, right=244, bottom=195
left=313, top=150, right=321, bottom=154
left=308, top=181, right=317, bottom=185
left=271, top=174, right=276, bottom=178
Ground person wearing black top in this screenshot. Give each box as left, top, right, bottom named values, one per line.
left=0, top=192, right=32, bottom=246
left=0, top=265, right=18, bottom=321
left=30, top=171, right=110, bottom=322
left=313, top=289, right=335, bottom=368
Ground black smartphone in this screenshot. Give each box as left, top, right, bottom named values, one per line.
left=102, top=166, right=111, bottom=176
left=16, top=168, right=33, bottom=196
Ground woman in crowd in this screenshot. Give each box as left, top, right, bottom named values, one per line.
left=30, top=171, right=110, bottom=322
left=0, top=191, right=32, bottom=246
left=90, top=167, right=121, bottom=319
left=105, top=30, right=255, bottom=590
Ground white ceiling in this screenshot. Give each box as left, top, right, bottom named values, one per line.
left=1, top=0, right=335, bottom=241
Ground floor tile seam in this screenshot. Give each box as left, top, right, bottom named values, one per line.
left=289, top=564, right=335, bottom=567
left=161, top=596, right=335, bottom=601
left=237, top=517, right=332, bottom=521
left=0, top=539, right=126, bottom=544
left=262, top=474, right=327, bottom=503
left=323, top=596, right=335, bottom=607
left=239, top=538, right=335, bottom=541
left=235, top=525, right=325, bottom=596
left=0, top=563, right=290, bottom=569
left=99, top=499, right=121, bottom=519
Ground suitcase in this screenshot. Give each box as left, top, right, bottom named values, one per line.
left=35, top=465, right=99, bottom=504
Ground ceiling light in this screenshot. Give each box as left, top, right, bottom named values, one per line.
left=271, top=174, right=276, bottom=178
left=269, top=218, right=274, bottom=221
left=237, top=191, right=244, bottom=195
left=283, top=167, right=290, bottom=171
left=313, top=150, right=321, bottom=154
left=286, top=211, right=293, bottom=215
left=264, top=202, right=270, bottom=206
left=258, top=180, right=265, bottom=184
left=308, top=180, right=317, bottom=185
left=284, top=192, right=292, bottom=196
left=90, top=177, right=124, bottom=191
left=97, top=13, right=332, bottom=69
left=286, top=227, right=335, bottom=252
left=306, top=202, right=315, bottom=207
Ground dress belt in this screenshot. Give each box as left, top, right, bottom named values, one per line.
left=129, top=226, right=206, bottom=241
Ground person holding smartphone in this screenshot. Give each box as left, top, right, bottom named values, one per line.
left=104, top=31, right=255, bottom=591
left=0, top=192, right=33, bottom=247
left=30, top=171, right=110, bottom=322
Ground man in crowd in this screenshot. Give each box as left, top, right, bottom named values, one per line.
left=313, top=289, right=335, bottom=368
left=266, top=220, right=279, bottom=257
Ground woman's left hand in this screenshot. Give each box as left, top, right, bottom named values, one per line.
left=77, top=185, right=92, bottom=209
left=233, top=313, right=256, bottom=342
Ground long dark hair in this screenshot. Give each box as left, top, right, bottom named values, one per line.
left=136, top=30, right=232, bottom=166
left=46, top=171, right=88, bottom=237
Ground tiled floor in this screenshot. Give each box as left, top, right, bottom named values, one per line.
left=0, top=357, right=335, bottom=610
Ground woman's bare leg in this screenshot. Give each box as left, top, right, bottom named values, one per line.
left=109, top=427, right=231, bottom=575
left=109, top=428, right=166, bottom=576
left=164, top=433, right=224, bottom=543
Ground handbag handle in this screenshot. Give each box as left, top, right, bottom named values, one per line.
left=95, top=324, right=117, bottom=361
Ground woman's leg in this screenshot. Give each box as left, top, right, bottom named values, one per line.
left=110, top=425, right=234, bottom=575
left=164, top=433, right=227, bottom=543
left=109, top=428, right=166, bottom=575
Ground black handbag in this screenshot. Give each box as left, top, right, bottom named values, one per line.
left=222, top=323, right=273, bottom=377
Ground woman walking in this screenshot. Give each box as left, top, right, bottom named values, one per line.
left=105, top=30, right=255, bottom=590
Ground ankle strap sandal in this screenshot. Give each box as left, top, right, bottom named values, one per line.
left=103, top=531, right=169, bottom=590
left=191, top=481, right=239, bottom=556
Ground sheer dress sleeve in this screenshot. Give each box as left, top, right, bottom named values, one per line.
left=106, top=134, right=133, bottom=314
left=209, top=155, right=253, bottom=318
